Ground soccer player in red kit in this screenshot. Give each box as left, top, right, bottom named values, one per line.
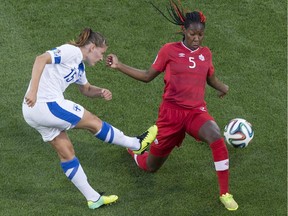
left=106, top=0, right=238, bottom=211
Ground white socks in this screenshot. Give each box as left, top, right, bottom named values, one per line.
left=95, top=121, right=140, bottom=150
left=61, top=157, right=100, bottom=201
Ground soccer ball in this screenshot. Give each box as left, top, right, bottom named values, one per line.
left=224, top=118, right=254, bottom=148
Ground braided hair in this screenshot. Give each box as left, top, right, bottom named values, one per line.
left=150, top=0, right=206, bottom=31
left=70, top=28, right=106, bottom=47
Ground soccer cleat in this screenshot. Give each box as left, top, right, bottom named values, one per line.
left=134, top=125, right=158, bottom=155
left=220, top=193, right=239, bottom=211
left=88, top=195, right=118, bottom=209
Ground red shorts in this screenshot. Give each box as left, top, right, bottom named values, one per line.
left=150, top=102, right=214, bottom=157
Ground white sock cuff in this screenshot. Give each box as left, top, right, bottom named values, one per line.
left=214, top=159, right=229, bottom=171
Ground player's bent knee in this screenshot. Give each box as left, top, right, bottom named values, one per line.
left=146, top=160, right=162, bottom=172
left=146, top=155, right=167, bottom=172
left=209, top=132, right=222, bottom=143
left=147, top=165, right=160, bottom=173
left=76, top=111, right=102, bottom=132
left=199, top=121, right=222, bottom=144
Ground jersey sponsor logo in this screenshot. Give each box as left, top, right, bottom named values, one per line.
left=178, top=53, right=185, bottom=58
left=199, top=54, right=205, bottom=61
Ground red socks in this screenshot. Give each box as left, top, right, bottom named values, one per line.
left=210, top=138, right=229, bottom=195
left=127, top=149, right=148, bottom=171
left=128, top=138, right=230, bottom=195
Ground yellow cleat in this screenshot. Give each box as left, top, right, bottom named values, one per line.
left=88, top=195, right=118, bottom=209
left=134, top=125, right=158, bottom=155
left=220, top=193, right=239, bottom=211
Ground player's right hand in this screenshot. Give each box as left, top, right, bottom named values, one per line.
left=25, top=90, right=37, bottom=107
left=101, top=88, right=112, bottom=101
left=106, top=54, right=119, bottom=69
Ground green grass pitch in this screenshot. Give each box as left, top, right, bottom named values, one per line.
left=0, top=0, right=286, bottom=215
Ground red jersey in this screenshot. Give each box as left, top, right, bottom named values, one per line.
left=152, top=42, right=214, bottom=109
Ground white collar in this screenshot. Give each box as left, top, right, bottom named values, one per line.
left=181, top=41, right=199, bottom=53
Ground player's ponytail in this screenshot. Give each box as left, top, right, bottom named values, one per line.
left=150, top=0, right=206, bottom=31
left=70, top=28, right=106, bottom=47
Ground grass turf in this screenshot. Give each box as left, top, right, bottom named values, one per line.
left=0, top=0, right=286, bottom=215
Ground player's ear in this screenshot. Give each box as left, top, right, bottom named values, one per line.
left=89, top=43, right=96, bottom=52
left=182, top=27, right=187, bottom=35
left=92, top=44, right=96, bottom=52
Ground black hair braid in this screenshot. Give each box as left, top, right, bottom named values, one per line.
left=149, top=0, right=206, bottom=30
left=149, top=0, right=185, bottom=26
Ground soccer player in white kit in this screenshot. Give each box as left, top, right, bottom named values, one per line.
left=22, top=28, right=158, bottom=210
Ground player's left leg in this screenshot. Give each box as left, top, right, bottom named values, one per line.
left=75, top=109, right=157, bottom=154
left=127, top=119, right=184, bottom=172
left=50, top=131, right=118, bottom=209
left=198, top=120, right=230, bottom=194
left=127, top=102, right=186, bottom=172
left=198, top=120, right=238, bottom=211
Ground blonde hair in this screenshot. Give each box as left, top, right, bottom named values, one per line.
left=70, top=28, right=106, bottom=47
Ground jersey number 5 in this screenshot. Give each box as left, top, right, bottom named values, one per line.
left=189, top=57, right=196, bottom=69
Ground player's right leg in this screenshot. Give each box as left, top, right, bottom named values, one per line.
left=50, top=131, right=118, bottom=209
left=127, top=103, right=186, bottom=171
left=128, top=148, right=169, bottom=172
left=127, top=126, right=177, bottom=172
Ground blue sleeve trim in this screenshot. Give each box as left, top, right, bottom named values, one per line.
left=54, top=56, right=61, bottom=64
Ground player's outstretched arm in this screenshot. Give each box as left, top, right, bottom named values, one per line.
left=79, top=82, right=112, bottom=100
left=106, top=54, right=159, bottom=83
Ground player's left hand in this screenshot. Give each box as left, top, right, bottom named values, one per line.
left=217, top=84, right=229, bottom=98
left=217, top=91, right=226, bottom=98
left=101, top=88, right=112, bottom=100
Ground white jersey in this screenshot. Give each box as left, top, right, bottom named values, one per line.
left=27, top=44, right=88, bottom=102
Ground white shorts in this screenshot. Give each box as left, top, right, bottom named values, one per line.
left=22, top=99, right=84, bottom=142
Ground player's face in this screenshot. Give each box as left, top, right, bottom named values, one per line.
left=87, top=45, right=108, bottom=66
left=183, top=23, right=205, bottom=50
